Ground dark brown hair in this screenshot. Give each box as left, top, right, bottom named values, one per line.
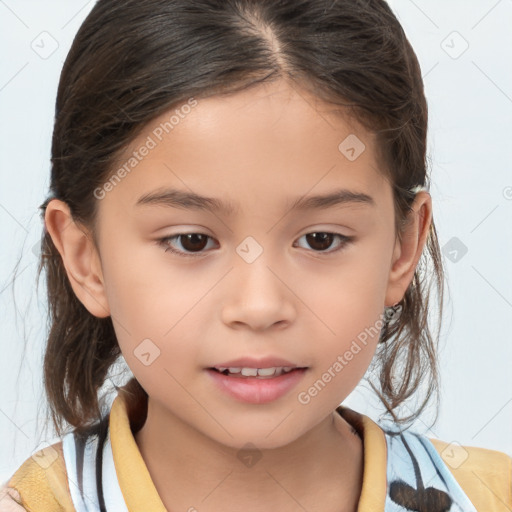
left=35, top=0, right=445, bottom=436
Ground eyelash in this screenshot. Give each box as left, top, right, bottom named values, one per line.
left=157, top=231, right=354, bottom=259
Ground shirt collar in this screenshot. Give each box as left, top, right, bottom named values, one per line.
left=335, top=405, right=387, bottom=511
left=109, top=393, right=387, bottom=511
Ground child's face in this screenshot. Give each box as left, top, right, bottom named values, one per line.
left=84, top=78, right=421, bottom=447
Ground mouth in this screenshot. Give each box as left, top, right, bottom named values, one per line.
left=206, top=366, right=309, bottom=404
left=209, top=366, right=306, bottom=379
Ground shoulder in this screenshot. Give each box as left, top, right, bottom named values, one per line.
left=429, top=437, right=512, bottom=512
left=7, top=441, right=75, bottom=512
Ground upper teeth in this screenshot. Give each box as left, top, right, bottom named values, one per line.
left=217, top=367, right=294, bottom=377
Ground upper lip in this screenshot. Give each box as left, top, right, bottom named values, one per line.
left=210, top=357, right=306, bottom=369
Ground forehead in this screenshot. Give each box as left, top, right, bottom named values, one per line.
left=100, top=78, right=389, bottom=216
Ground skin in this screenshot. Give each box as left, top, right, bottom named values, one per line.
left=45, top=78, right=432, bottom=512
left=0, top=486, right=24, bottom=512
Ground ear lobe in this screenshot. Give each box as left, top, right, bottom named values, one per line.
left=44, top=199, right=110, bottom=318
left=385, top=192, right=432, bottom=307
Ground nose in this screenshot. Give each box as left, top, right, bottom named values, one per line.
left=220, top=252, right=296, bottom=332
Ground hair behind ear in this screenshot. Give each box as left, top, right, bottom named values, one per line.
left=38, top=218, right=121, bottom=437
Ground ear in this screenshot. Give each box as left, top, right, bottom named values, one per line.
left=385, top=191, right=432, bottom=307
left=44, top=199, right=110, bottom=318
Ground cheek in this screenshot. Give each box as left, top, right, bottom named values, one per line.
left=294, top=245, right=390, bottom=386
left=100, top=233, right=201, bottom=332
left=299, top=255, right=389, bottom=337
left=297, top=292, right=383, bottom=410
left=99, top=238, right=221, bottom=380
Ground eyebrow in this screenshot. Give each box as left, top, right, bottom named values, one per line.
left=135, top=187, right=375, bottom=215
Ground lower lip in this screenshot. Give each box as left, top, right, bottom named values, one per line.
left=206, top=368, right=307, bottom=404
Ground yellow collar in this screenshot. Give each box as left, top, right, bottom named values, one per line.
left=335, top=406, right=387, bottom=511
left=109, top=393, right=387, bottom=511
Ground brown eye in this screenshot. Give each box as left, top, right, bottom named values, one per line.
left=305, top=232, right=334, bottom=251
left=294, top=232, right=353, bottom=254
left=176, top=233, right=209, bottom=252
left=159, top=233, right=214, bottom=257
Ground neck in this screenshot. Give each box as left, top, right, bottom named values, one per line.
left=134, top=398, right=363, bottom=512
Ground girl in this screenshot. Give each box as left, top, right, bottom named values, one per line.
left=3, top=0, right=511, bottom=511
